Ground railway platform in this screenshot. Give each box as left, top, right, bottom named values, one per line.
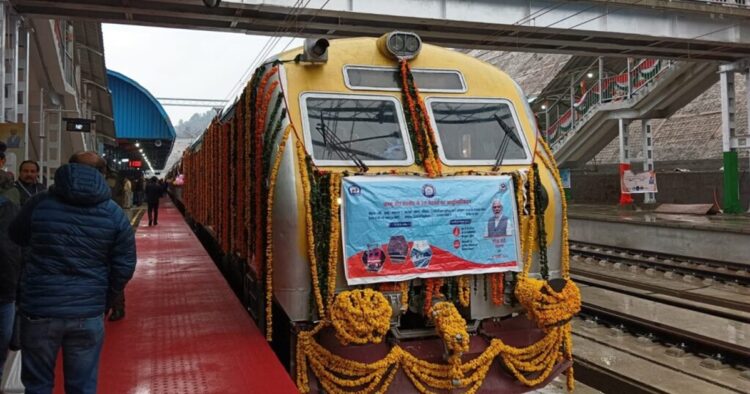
left=48, top=199, right=297, bottom=394
left=566, top=204, right=750, bottom=265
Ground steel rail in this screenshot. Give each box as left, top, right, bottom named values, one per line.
left=569, top=242, right=750, bottom=285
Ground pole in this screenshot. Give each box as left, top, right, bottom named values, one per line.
left=39, top=88, right=45, bottom=184
left=747, top=70, right=750, bottom=213
left=23, top=28, right=30, bottom=161
left=598, top=57, right=603, bottom=104
left=641, top=119, right=656, bottom=204
left=0, top=4, right=6, bottom=123
left=720, top=70, right=741, bottom=213
left=570, top=74, right=576, bottom=127
left=627, top=58, right=632, bottom=99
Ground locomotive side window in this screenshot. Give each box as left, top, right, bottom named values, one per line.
left=427, top=98, right=532, bottom=166
left=301, top=93, right=414, bottom=166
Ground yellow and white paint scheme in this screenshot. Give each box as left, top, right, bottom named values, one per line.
left=259, top=36, right=564, bottom=323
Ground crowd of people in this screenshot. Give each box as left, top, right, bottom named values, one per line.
left=1, top=151, right=140, bottom=394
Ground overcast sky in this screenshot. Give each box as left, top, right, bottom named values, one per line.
left=102, top=24, right=301, bottom=126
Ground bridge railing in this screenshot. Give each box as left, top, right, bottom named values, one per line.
left=540, top=59, right=672, bottom=146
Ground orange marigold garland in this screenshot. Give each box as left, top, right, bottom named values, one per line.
left=325, top=173, right=342, bottom=317
left=263, top=124, right=293, bottom=340
left=330, top=289, right=392, bottom=346
left=457, top=276, right=471, bottom=307
left=296, top=139, right=326, bottom=318
left=490, top=272, right=504, bottom=306
left=398, top=59, right=442, bottom=177
left=422, top=278, right=444, bottom=316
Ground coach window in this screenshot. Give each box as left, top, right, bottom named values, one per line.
left=426, top=98, right=531, bottom=166
left=301, top=93, right=414, bottom=166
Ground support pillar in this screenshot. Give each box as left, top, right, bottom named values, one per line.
left=627, top=58, right=632, bottom=99
left=598, top=57, right=603, bottom=104
left=570, top=75, right=576, bottom=127
left=720, top=70, right=741, bottom=213
left=747, top=70, right=750, bottom=213
left=641, top=119, right=656, bottom=204
left=618, top=118, right=633, bottom=205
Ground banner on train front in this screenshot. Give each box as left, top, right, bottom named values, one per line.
left=621, top=170, right=657, bottom=194
left=341, top=176, right=521, bottom=285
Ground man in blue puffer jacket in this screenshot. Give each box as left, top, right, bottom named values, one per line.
left=9, top=151, right=136, bottom=394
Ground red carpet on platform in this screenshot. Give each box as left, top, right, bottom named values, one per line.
left=54, top=199, right=297, bottom=393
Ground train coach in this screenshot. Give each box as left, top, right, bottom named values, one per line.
left=171, top=31, right=580, bottom=393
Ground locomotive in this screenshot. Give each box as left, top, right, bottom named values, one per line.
left=172, top=31, right=580, bottom=393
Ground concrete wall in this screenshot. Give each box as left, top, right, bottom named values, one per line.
left=569, top=169, right=750, bottom=208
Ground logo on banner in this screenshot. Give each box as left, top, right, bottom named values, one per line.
left=422, top=184, right=436, bottom=198
left=348, top=185, right=361, bottom=196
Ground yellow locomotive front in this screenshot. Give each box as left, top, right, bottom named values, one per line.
left=179, top=32, right=579, bottom=393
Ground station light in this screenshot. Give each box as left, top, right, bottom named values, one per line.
left=121, top=158, right=129, bottom=163
left=135, top=142, right=140, bottom=148
left=587, top=72, right=594, bottom=78
left=541, top=104, right=547, bottom=110
left=139, top=149, right=143, bottom=153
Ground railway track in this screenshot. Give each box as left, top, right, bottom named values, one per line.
left=567, top=242, right=750, bottom=392
left=572, top=316, right=750, bottom=394
left=569, top=241, right=749, bottom=286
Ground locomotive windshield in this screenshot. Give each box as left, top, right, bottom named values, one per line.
left=302, top=94, right=413, bottom=166
left=428, top=99, right=531, bottom=165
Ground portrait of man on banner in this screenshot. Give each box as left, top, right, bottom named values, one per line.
left=486, top=199, right=511, bottom=238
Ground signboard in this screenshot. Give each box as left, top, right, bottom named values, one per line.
left=621, top=170, right=657, bottom=194
left=129, top=160, right=142, bottom=168
left=559, top=168, right=571, bottom=189
left=342, top=176, right=521, bottom=285
left=63, top=118, right=93, bottom=133
left=0, top=123, right=26, bottom=175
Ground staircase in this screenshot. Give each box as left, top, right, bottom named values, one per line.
left=537, top=58, right=718, bottom=168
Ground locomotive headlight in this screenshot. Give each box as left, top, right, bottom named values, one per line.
left=299, top=38, right=330, bottom=64
left=379, top=31, right=422, bottom=60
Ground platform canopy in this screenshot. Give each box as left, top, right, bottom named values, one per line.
left=107, top=69, right=176, bottom=171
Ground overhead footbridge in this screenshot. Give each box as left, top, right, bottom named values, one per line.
left=535, top=57, right=718, bottom=168
left=10, top=0, right=750, bottom=61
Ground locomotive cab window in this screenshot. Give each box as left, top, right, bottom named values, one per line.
left=427, top=98, right=532, bottom=166
left=301, top=93, right=414, bottom=166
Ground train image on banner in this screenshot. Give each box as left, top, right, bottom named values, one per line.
left=169, top=31, right=580, bottom=393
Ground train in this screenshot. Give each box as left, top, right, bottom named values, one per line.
left=169, top=31, right=580, bottom=393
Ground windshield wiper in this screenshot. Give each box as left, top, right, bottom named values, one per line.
left=317, top=113, right=369, bottom=172
left=493, top=114, right=519, bottom=171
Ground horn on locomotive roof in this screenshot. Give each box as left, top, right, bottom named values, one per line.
left=377, top=31, right=422, bottom=60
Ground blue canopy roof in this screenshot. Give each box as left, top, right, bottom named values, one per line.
left=107, top=70, right=176, bottom=141
left=107, top=70, right=176, bottom=170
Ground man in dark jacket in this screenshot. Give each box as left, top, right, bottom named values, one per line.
left=9, top=151, right=136, bottom=394
left=145, top=176, right=163, bottom=226
left=0, top=170, right=21, bottom=383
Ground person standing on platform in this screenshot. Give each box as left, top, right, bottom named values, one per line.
left=15, top=160, right=46, bottom=206
left=137, top=174, right=146, bottom=206
left=0, top=170, right=21, bottom=383
left=9, top=151, right=136, bottom=394
left=145, top=176, right=162, bottom=226
left=122, top=176, right=133, bottom=209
